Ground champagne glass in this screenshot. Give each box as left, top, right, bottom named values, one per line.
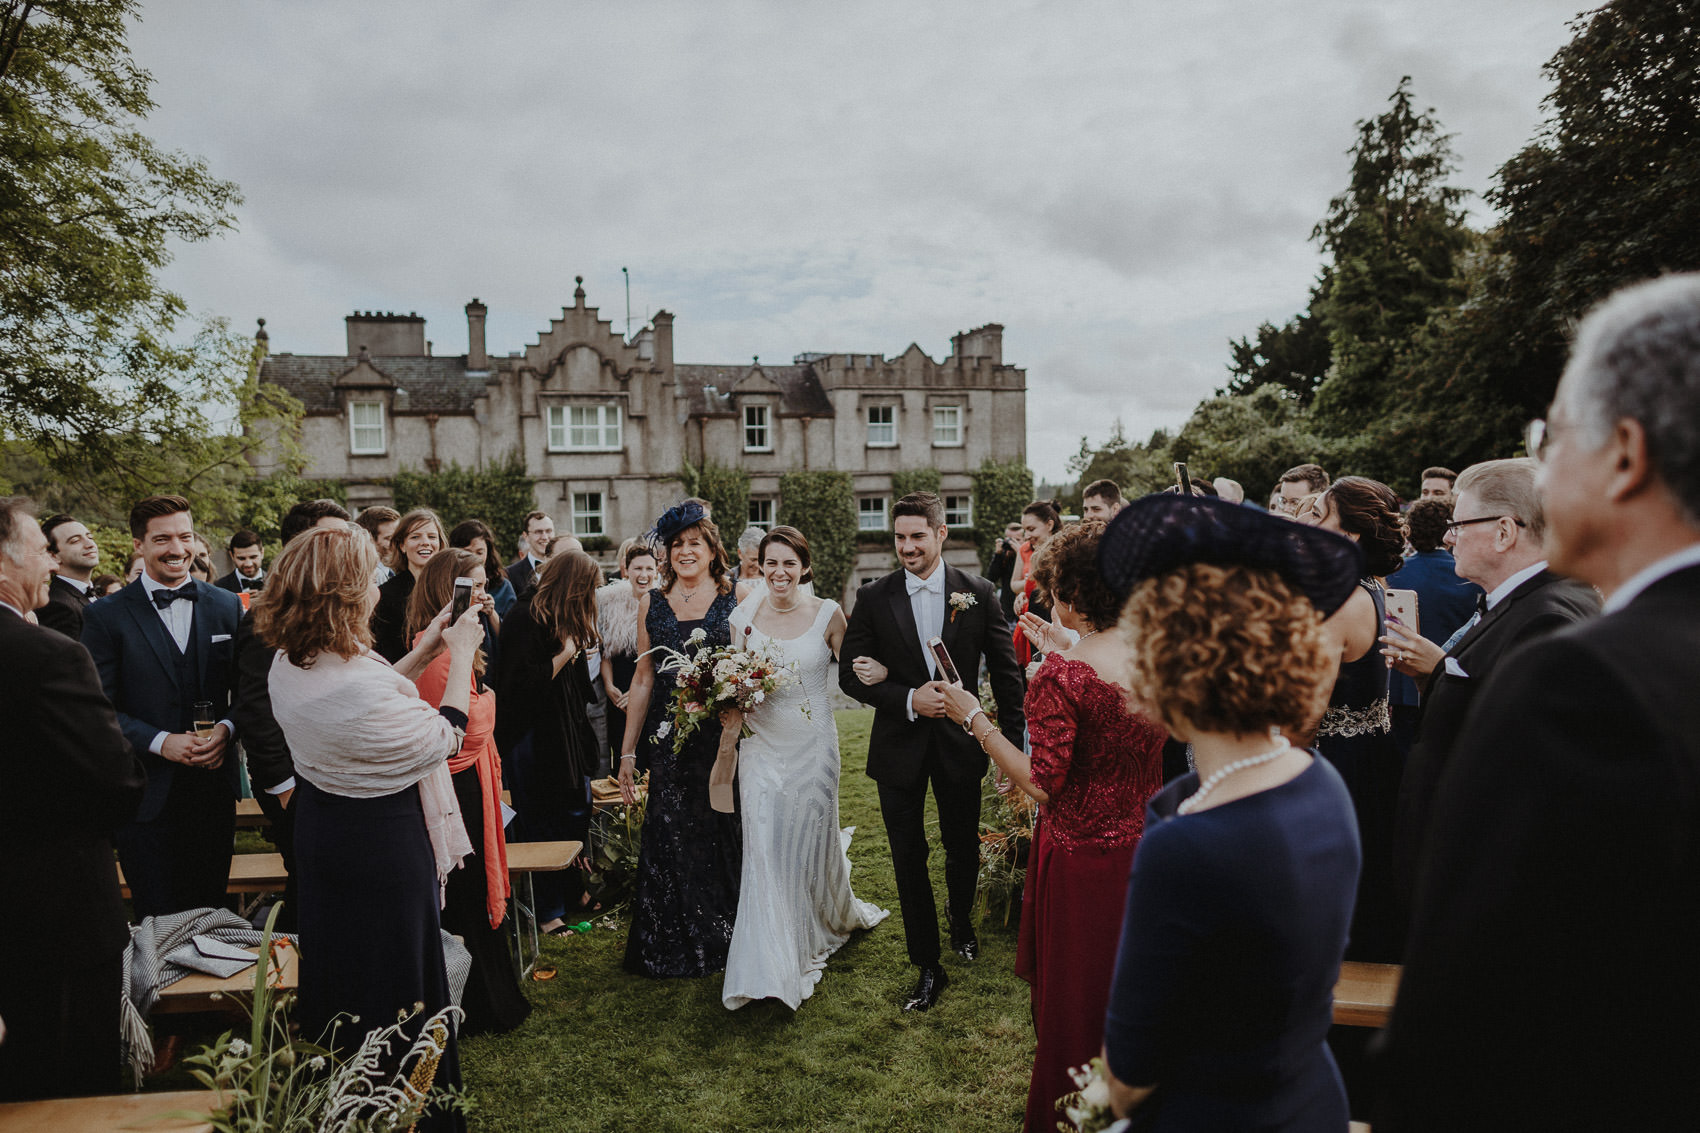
left=193, top=700, right=217, bottom=740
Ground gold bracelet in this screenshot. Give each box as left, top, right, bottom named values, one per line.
left=972, top=720, right=995, bottom=753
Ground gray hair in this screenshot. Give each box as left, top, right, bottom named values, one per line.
left=1558, top=273, right=1700, bottom=526
left=1455, top=458, right=1545, bottom=542
left=0, top=496, right=37, bottom=562
left=736, top=525, right=765, bottom=555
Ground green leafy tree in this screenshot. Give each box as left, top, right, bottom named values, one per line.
left=0, top=0, right=243, bottom=483
left=777, top=471, right=856, bottom=601
left=678, top=459, right=751, bottom=534
left=1222, top=281, right=1334, bottom=405
left=968, top=457, right=1033, bottom=572
left=392, top=450, right=536, bottom=553
left=1168, top=387, right=1335, bottom=504
left=237, top=472, right=348, bottom=550
left=1309, top=78, right=1475, bottom=436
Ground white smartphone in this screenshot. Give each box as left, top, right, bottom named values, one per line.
left=926, top=635, right=963, bottom=687
left=451, top=575, right=477, bottom=620
left=1384, top=588, right=1419, bottom=634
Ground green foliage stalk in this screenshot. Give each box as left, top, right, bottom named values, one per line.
left=969, top=458, right=1033, bottom=572
left=777, top=470, right=856, bottom=601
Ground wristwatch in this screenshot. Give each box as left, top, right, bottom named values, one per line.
left=960, top=707, right=986, bottom=736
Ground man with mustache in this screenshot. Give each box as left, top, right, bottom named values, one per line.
left=82, top=495, right=243, bottom=919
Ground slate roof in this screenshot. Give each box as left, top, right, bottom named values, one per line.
left=674, top=364, right=834, bottom=418
left=261, top=354, right=487, bottom=414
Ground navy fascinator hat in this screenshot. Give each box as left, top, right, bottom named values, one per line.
left=650, top=500, right=708, bottom=546
left=1098, top=493, right=1365, bottom=617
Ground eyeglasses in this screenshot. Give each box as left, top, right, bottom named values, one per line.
left=1444, top=514, right=1527, bottom=534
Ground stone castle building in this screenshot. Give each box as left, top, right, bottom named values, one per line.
left=259, top=279, right=1027, bottom=594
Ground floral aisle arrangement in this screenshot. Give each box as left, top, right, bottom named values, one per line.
left=1055, top=1057, right=1129, bottom=1132
left=977, top=769, right=1036, bottom=926
left=176, top=906, right=470, bottom=1133
left=586, top=773, right=648, bottom=909
left=646, top=626, right=797, bottom=755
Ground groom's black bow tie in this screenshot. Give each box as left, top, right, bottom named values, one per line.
left=152, top=586, right=199, bottom=609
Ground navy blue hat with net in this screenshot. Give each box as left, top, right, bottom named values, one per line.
left=650, top=500, right=708, bottom=546
left=1098, top=493, right=1365, bottom=617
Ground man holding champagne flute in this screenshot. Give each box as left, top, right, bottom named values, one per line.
left=82, top=495, right=243, bottom=921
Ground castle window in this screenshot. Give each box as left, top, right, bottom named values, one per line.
left=743, top=405, right=771, bottom=452
left=858, top=496, right=888, bottom=532
left=547, top=403, right=622, bottom=452
left=349, top=401, right=385, bottom=455
left=945, top=494, right=973, bottom=528
left=748, top=498, right=774, bottom=530
left=866, top=405, right=896, bottom=447
left=932, top=405, right=963, bottom=446
left=572, top=492, right=605, bottom=537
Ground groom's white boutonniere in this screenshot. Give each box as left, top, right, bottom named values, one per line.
left=948, top=591, right=976, bottom=623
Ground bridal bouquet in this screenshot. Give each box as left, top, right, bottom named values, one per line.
left=648, top=627, right=793, bottom=756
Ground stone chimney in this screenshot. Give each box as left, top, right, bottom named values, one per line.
left=345, top=310, right=425, bottom=356
left=465, top=298, right=487, bottom=370
left=651, top=310, right=674, bottom=370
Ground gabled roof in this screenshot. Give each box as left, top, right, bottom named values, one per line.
left=674, top=363, right=834, bottom=418
left=262, top=354, right=488, bottom=414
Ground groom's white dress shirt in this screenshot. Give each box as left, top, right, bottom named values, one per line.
left=904, top=562, right=946, bottom=721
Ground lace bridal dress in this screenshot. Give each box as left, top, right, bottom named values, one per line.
left=723, top=597, right=888, bottom=1010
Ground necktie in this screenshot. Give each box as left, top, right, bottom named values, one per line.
left=153, top=586, right=199, bottom=609
left=1475, top=592, right=1489, bottom=616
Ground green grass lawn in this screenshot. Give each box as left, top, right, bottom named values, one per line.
left=457, top=707, right=1034, bottom=1132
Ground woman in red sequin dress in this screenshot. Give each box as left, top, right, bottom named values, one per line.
left=944, top=520, right=1169, bottom=1133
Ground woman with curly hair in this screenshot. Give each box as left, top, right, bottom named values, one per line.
left=616, top=501, right=744, bottom=977
left=1094, top=493, right=1363, bottom=1131
left=1302, top=475, right=1407, bottom=965
left=940, top=520, right=1169, bottom=1133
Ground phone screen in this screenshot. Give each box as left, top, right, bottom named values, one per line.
left=927, top=635, right=963, bottom=686
left=451, top=577, right=475, bottom=620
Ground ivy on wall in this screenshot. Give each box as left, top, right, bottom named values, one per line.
left=392, top=449, right=536, bottom=554
left=888, top=467, right=942, bottom=508
left=970, top=457, right=1034, bottom=572
left=678, top=459, right=752, bottom=537
left=777, top=470, right=857, bottom=602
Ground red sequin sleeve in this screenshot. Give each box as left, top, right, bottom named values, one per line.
left=1025, top=656, right=1078, bottom=798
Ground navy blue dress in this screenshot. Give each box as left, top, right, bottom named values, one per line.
left=1103, top=757, right=1360, bottom=1131
left=1315, top=580, right=1402, bottom=963
left=622, top=589, right=743, bottom=977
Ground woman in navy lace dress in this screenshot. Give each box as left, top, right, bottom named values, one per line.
left=617, top=503, right=745, bottom=977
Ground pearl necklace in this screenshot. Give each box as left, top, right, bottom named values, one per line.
left=1177, top=737, right=1292, bottom=815
left=767, top=593, right=801, bottom=613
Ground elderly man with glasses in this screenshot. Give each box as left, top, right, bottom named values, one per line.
left=1379, top=457, right=1598, bottom=946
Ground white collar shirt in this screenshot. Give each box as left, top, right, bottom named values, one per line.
left=139, top=571, right=196, bottom=652
left=56, top=573, right=92, bottom=595
left=1485, top=560, right=1549, bottom=612
left=1603, top=542, right=1700, bottom=614
left=905, top=563, right=946, bottom=677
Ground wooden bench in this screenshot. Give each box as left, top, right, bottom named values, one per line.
left=1332, top=961, right=1400, bottom=1028
left=0, top=1089, right=218, bottom=1132
left=118, top=853, right=289, bottom=901
left=153, top=939, right=299, bottom=1016
left=504, top=840, right=583, bottom=978
left=234, top=797, right=268, bottom=827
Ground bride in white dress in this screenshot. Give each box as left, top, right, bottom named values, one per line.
left=722, top=526, right=888, bottom=1011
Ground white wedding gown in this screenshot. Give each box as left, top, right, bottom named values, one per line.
left=722, top=596, right=888, bottom=1010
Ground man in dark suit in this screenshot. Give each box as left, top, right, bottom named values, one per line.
left=1382, top=459, right=1598, bottom=930
left=1385, top=498, right=1481, bottom=756
left=505, top=509, right=555, bottom=596
left=232, top=499, right=350, bottom=932
left=1381, top=274, right=1700, bottom=1131
left=81, top=494, right=243, bottom=919
left=839, top=491, right=1025, bottom=1011
left=32, top=513, right=100, bottom=640
left=214, top=528, right=266, bottom=596
left=0, top=498, right=144, bottom=1101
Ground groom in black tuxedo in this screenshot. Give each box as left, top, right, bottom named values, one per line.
left=840, top=491, right=1025, bottom=1011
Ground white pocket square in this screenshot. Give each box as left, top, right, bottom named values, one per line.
left=1444, top=657, right=1469, bottom=678
left=211, top=634, right=233, bottom=643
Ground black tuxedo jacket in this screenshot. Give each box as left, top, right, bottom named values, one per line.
left=506, top=555, right=540, bottom=597
left=215, top=569, right=264, bottom=595
left=1381, top=563, right=1700, bottom=1132
left=0, top=610, right=143, bottom=965
left=33, top=574, right=92, bottom=641
left=1391, top=569, right=1599, bottom=918
left=838, top=564, right=1025, bottom=789
left=79, top=578, right=242, bottom=822
left=232, top=608, right=292, bottom=793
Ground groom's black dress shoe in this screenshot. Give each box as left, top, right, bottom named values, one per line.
left=951, top=934, right=979, bottom=962
left=903, top=964, right=949, bottom=1012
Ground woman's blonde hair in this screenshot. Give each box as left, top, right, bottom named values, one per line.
left=404, top=547, right=487, bottom=678
left=253, top=524, right=376, bottom=667
left=1122, top=563, right=1333, bottom=738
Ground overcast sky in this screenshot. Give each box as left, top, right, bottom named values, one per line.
left=131, top=0, right=1585, bottom=482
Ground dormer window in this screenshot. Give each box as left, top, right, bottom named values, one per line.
left=349, top=401, right=385, bottom=454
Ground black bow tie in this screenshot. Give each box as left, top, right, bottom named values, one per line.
left=152, top=586, right=199, bottom=609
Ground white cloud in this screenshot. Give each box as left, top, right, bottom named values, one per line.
left=131, top=0, right=1578, bottom=481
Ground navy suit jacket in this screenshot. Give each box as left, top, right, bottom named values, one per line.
left=80, top=578, right=242, bottom=822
